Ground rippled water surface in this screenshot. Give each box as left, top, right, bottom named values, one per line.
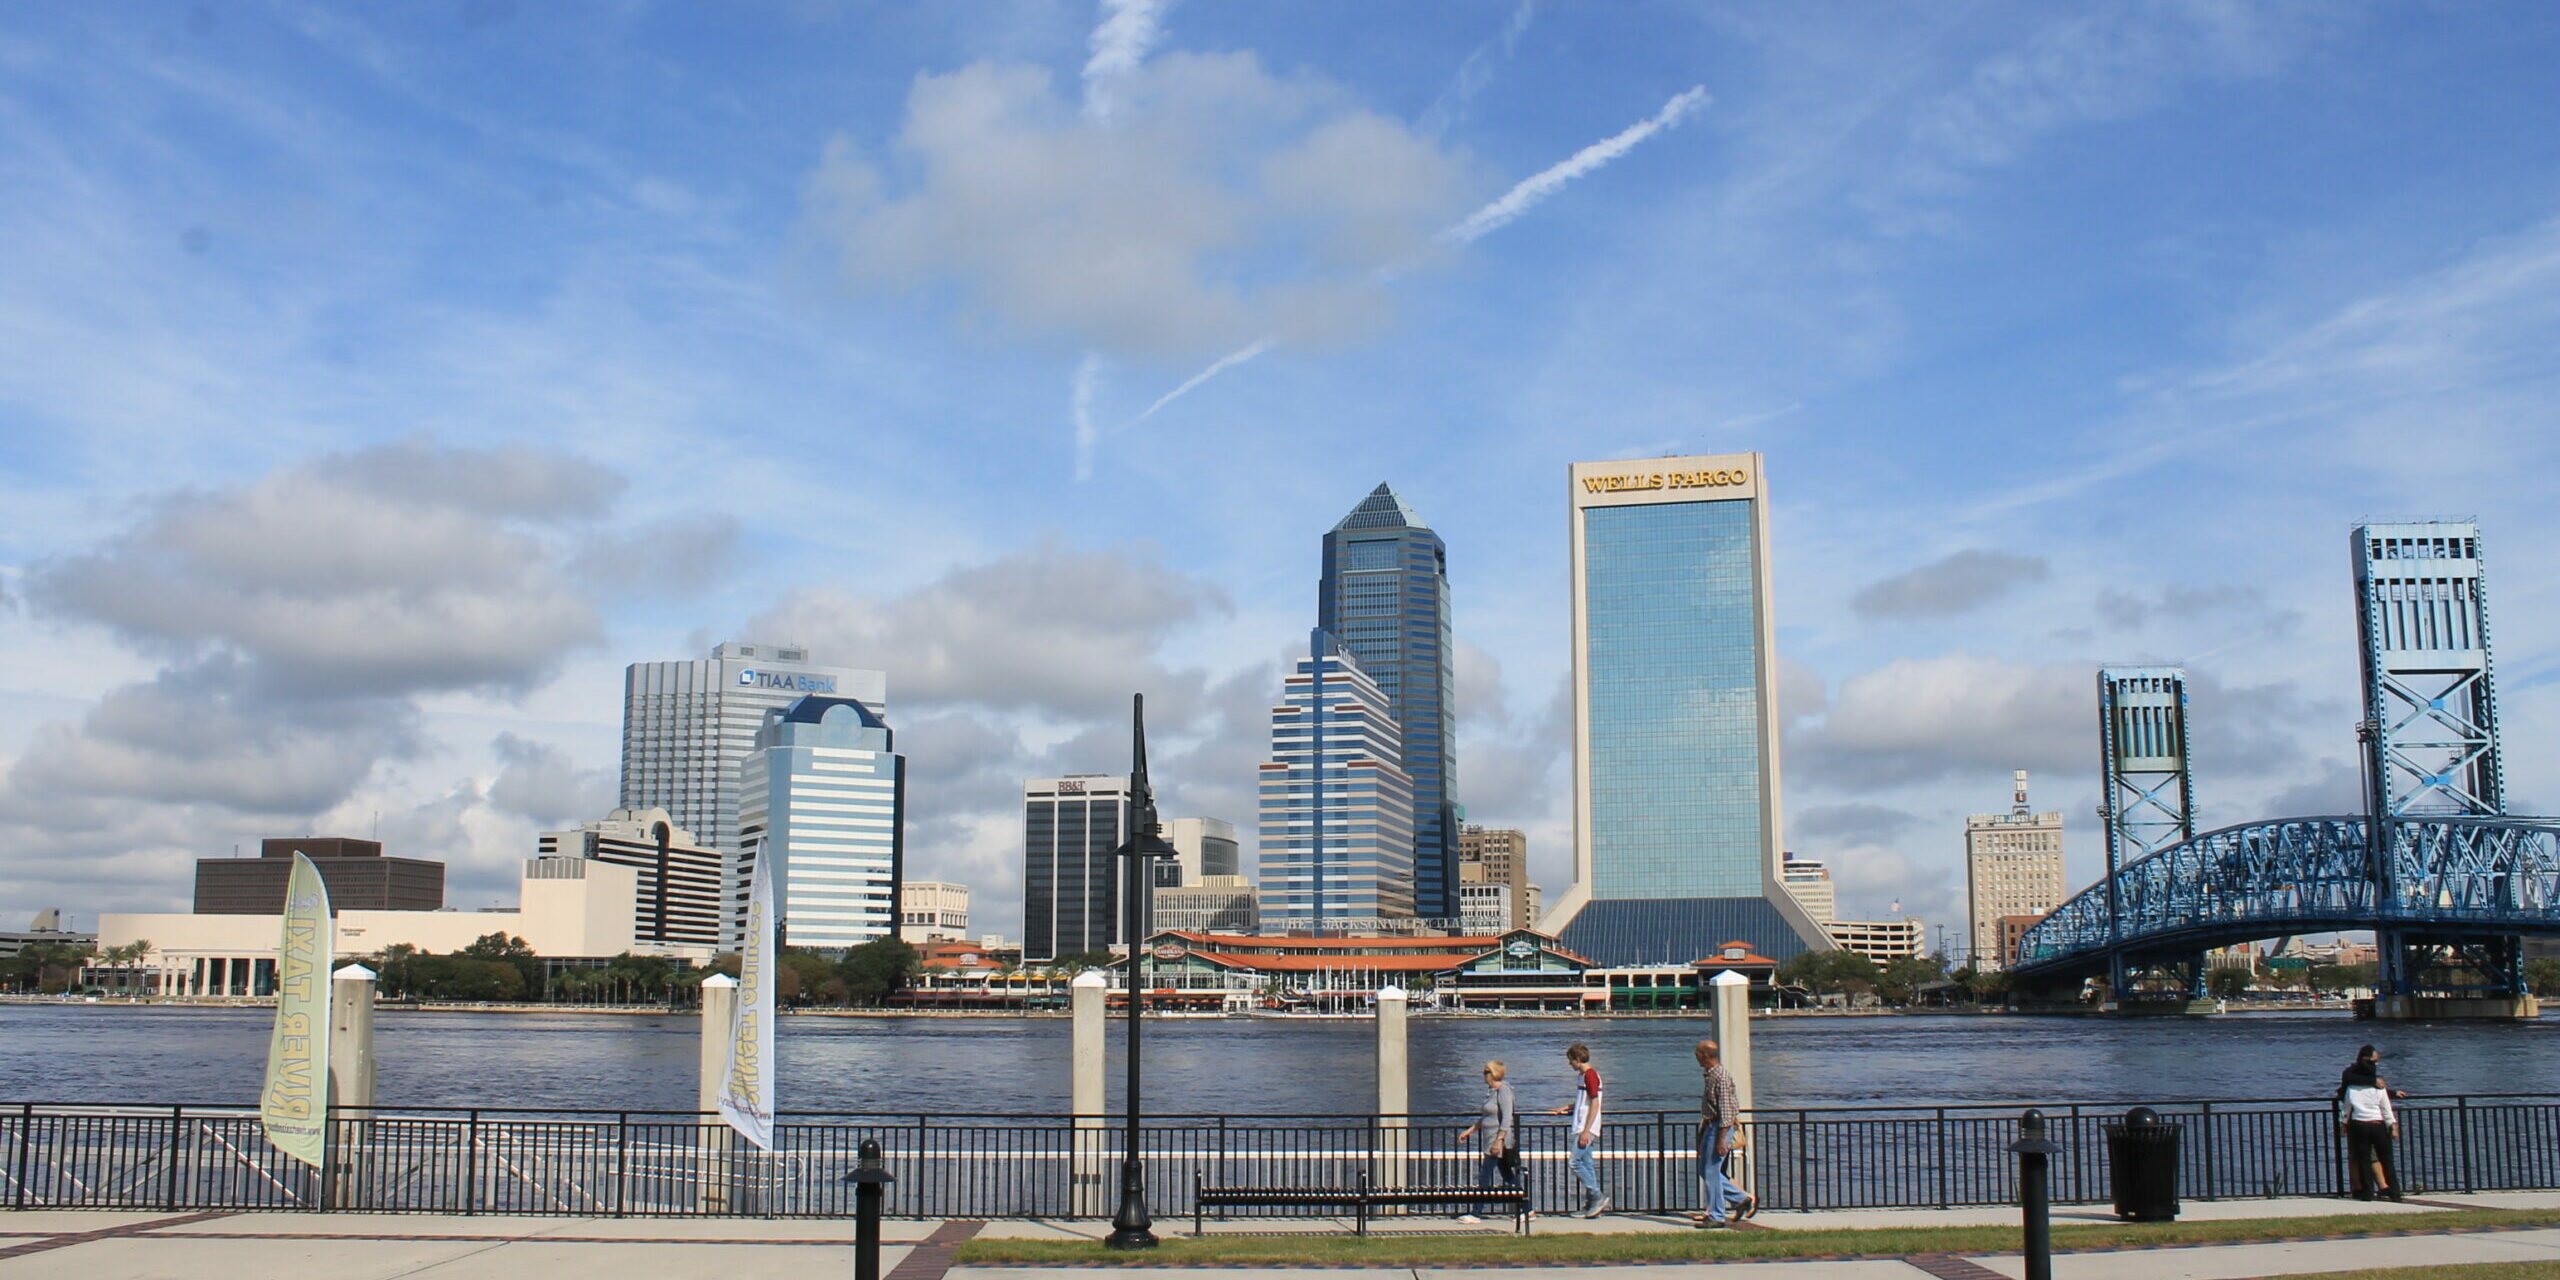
left=3, top=1005, right=2552, bottom=1115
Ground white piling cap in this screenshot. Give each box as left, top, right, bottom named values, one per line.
left=1710, top=969, right=1750, bottom=987
left=701, top=973, right=739, bottom=988
left=332, top=963, right=377, bottom=981
left=1376, top=984, right=1407, bottom=1001
left=1071, top=968, right=1109, bottom=987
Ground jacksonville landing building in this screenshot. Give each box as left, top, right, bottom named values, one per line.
left=1542, top=452, right=1830, bottom=967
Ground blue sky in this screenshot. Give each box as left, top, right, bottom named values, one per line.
left=3, top=1, right=2558, bottom=949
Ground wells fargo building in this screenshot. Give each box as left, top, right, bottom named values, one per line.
left=1542, top=453, right=1830, bottom=966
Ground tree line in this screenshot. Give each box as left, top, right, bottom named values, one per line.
left=366, top=933, right=926, bottom=1006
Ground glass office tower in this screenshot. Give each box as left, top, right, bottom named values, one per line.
left=1318, top=485, right=1456, bottom=921
left=622, top=642, right=887, bottom=949
left=1257, top=632, right=1417, bottom=931
left=1021, top=775, right=1133, bottom=962
left=738, top=695, right=905, bottom=951
left=1544, top=454, right=1829, bottom=965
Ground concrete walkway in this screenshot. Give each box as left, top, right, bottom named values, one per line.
left=3, top=1192, right=2554, bottom=1280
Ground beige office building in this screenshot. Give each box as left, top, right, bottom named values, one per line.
left=1457, top=825, right=1532, bottom=930
left=1965, top=771, right=2066, bottom=971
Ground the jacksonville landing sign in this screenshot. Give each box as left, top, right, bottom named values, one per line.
left=739, top=669, right=838, bottom=693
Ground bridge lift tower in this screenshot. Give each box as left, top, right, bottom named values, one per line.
left=2352, top=521, right=2522, bottom=1007
left=2097, top=667, right=2196, bottom=1001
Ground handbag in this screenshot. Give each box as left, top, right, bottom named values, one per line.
left=1496, top=1139, right=1522, bottom=1178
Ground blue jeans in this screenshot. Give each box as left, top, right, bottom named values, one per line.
left=1475, top=1150, right=1521, bottom=1216
left=1698, top=1124, right=1745, bottom=1220
left=1568, top=1133, right=1601, bottom=1201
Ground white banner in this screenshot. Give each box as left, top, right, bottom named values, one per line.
left=260, top=853, right=335, bottom=1168
left=717, top=856, right=777, bottom=1150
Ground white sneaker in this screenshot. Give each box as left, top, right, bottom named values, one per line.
left=1456, top=1214, right=1483, bottom=1224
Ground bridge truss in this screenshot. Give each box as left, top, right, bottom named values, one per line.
left=2018, top=521, right=2553, bottom=1005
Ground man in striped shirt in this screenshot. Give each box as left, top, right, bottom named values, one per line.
left=1695, top=1039, right=1755, bottom=1226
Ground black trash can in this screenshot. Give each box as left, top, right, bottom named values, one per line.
left=2104, top=1107, right=2183, bottom=1222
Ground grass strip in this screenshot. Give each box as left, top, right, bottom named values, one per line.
left=2256, top=1267, right=2560, bottom=1280
left=953, top=1207, right=2560, bottom=1267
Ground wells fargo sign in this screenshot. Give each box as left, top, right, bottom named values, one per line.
left=1581, top=466, right=1750, bottom=494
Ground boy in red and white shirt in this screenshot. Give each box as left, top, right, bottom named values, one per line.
left=1546, top=1043, right=1610, bottom=1217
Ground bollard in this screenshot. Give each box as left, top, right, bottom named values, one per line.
left=2010, top=1109, right=2059, bottom=1280
left=328, top=964, right=378, bottom=1210
left=697, top=974, right=739, bottom=1213
left=1375, top=985, right=1409, bottom=1191
left=1709, top=970, right=1755, bottom=1195
left=844, top=1137, right=895, bottom=1280
left=1070, top=969, right=1108, bottom=1216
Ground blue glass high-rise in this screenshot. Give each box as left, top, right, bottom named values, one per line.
left=1318, top=485, right=1456, bottom=921
left=1544, top=455, right=1829, bottom=966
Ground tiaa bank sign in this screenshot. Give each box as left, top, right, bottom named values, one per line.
left=738, top=669, right=838, bottom=693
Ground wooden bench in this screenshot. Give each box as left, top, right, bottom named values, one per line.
left=1192, top=1170, right=1530, bottom=1235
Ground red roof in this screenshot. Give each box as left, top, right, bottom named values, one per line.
left=1183, top=950, right=1466, bottom=974
left=1160, top=930, right=1588, bottom=962
left=1690, top=940, right=1778, bottom=968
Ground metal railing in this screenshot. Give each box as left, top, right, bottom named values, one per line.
left=5, top=1095, right=2554, bottom=1217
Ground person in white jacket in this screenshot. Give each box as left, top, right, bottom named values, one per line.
left=2336, top=1044, right=2403, bottom=1201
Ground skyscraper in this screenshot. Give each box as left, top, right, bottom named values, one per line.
left=1318, top=485, right=1457, bottom=921
left=1258, top=632, right=1416, bottom=932
left=621, top=642, right=887, bottom=948
left=1021, top=775, right=1132, bottom=962
left=738, top=696, right=905, bottom=950
left=1544, top=453, right=1829, bottom=965
left=1964, top=771, right=2065, bottom=971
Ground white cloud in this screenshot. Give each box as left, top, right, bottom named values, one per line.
left=1851, top=550, right=2050, bottom=619
left=747, top=538, right=1230, bottom=721
left=27, top=438, right=612, bottom=699
left=486, top=732, right=618, bottom=828
left=1793, top=653, right=2089, bottom=789
left=801, top=55, right=1479, bottom=362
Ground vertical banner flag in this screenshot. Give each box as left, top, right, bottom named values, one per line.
left=260, top=853, right=335, bottom=1167
left=718, top=857, right=777, bottom=1149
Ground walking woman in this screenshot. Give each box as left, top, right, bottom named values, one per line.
left=2337, top=1045, right=2403, bottom=1201
left=1453, top=1060, right=1521, bottom=1224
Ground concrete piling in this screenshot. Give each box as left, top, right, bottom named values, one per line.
left=1375, top=985, right=1409, bottom=1190
left=328, top=963, right=377, bottom=1206
left=1710, top=969, right=1755, bottom=1194
left=1071, top=969, right=1109, bottom=1215
left=697, top=973, right=738, bottom=1213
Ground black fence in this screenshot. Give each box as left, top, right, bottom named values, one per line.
left=5, top=1096, right=2555, bottom=1218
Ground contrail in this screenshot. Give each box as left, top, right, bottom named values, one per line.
left=1109, top=85, right=1711, bottom=441
left=1441, top=85, right=1709, bottom=246
left=1420, top=0, right=1537, bottom=138
left=1084, top=0, right=1172, bottom=119
left=1071, top=353, right=1106, bottom=479
left=1129, top=338, right=1272, bottom=427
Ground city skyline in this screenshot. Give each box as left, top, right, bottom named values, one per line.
left=3, top=5, right=2559, bottom=950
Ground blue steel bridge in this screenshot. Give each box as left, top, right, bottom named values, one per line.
left=2011, top=523, right=2559, bottom=1012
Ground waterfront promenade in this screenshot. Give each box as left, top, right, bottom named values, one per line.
left=8, top=1192, right=2560, bottom=1279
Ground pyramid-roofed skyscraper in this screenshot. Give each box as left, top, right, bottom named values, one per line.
left=1317, top=484, right=1457, bottom=921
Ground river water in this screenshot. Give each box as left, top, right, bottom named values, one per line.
left=5, top=1006, right=2553, bottom=1116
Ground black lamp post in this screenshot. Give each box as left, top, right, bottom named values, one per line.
left=1107, top=693, right=1176, bottom=1250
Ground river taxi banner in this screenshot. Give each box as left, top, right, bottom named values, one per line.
left=259, top=852, right=334, bottom=1168
left=717, top=856, right=777, bottom=1150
